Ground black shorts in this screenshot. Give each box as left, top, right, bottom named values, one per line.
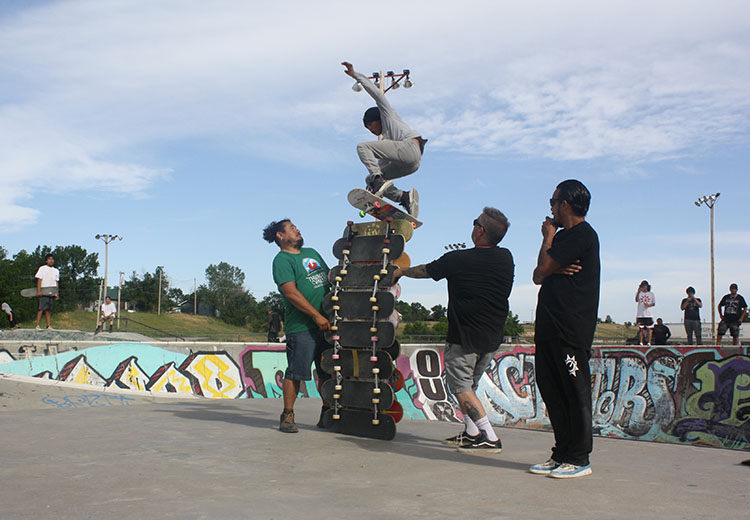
left=38, top=295, right=55, bottom=311
left=717, top=319, right=740, bottom=338
left=637, top=317, right=654, bottom=329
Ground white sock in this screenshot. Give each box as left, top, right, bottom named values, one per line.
left=463, top=414, right=480, bottom=436
left=475, top=415, right=498, bottom=441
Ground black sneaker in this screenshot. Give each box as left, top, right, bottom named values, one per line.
left=279, top=410, right=298, bottom=433
left=399, top=188, right=419, bottom=218
left=317, top=405, right=331, bottom=429
left=367, top=175, right=393, bottom=198
left=442, top=431, right=481, bottom=447
left=456, top=433, right=503, bottom=454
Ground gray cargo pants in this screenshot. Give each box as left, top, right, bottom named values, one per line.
left=357, top=138, right=421, bottom=202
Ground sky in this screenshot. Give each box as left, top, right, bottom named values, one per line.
left=1, top=0, right=748, bottom=324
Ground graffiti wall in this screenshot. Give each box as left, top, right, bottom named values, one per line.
left=1, top=343, right=748, bottom=450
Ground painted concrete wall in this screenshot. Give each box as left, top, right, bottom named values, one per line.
left=0, top=342, right=747, bottom=450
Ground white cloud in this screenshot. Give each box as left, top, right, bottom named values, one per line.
left=0, top=0, right=748, bottom=226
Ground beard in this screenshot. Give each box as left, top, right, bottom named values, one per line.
left=549, top=216, right=562, bottom=228
left=295, top=237, right=304, bottom=249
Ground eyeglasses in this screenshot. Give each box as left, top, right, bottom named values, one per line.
left=473, top=218, right=484, bottom=229
left=549, top=197, right=566, bottom=207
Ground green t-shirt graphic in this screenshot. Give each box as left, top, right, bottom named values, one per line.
left=272, top=248, right=330, bottom=334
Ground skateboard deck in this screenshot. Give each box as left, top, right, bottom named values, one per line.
left=20, top=287, right=58, bottom=298
left=343, top=219, right=414, bottom=242
left=389, top=368, right=405, bottom=391
left=329, top=264, right=398, bottom=288
left=321, top=378, right=395, bottom=410
left=332, top=234, right=405, bottom=263
left=392, top=252, right=410, bottom=269
left=323, top=408, right=396, bottom=440
left=320, top=348, right=394, bottom=379
left=348, top=188, right=422, bottom=229
left=325, top=318, right=396, bottom=348
left=322, top=289, right=396, bottom=320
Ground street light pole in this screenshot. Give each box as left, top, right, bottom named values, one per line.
left=694, top=193, right=720, bottom=343
left=95, top=234, right=122, bottom=325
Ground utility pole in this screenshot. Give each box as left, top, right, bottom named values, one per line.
left=117, top=271, right=124, bottom=329
left=694, top=193, right=720, bottom=343
left=157, top=267, right=163, bottom=315
left=95, top=234, right=122, bottom=319
left=194, top=278, right=197, bottom=315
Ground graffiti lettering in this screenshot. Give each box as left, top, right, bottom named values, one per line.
left=41, top=393, right=136, bottom=408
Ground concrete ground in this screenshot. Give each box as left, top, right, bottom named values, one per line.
left=1, top=393, right=747, bottom=520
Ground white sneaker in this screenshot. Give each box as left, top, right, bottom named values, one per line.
left=46, top=327, right=55, bottom=331
left=529, top=458, right=561, bottom=475
left=548, top=463, right=592, bottom=479
left=35, top=326, right=41, bottom=331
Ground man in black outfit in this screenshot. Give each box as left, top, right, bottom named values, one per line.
left=531, top=179, right=600, bottom=479
left=267, top=310, right=282, bottom=342
left=395, top=207, right=514, bottom=453
left=717, top=283, right=747, bottom=345
left=652, top=318, right=671, bottom=345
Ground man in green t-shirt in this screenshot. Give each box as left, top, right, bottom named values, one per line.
left=263, top=219, right=331, bottom=433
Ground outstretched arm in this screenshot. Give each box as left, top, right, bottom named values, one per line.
left=394, top=264, right=430, bottom=283
left=341, top=61, right=391, bottom=110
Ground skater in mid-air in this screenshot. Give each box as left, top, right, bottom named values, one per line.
left=342, top=61, right=426, bottom=218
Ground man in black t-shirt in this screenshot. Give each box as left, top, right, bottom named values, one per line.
left=717, top=283, right=747, bottom=345
left=530, top=179, right=600, bottom=479
left=395, top=207, right=514, bottom=454
left=680, top=286, right=702, bottom=345
left=652, top=318, right=671, bottom=345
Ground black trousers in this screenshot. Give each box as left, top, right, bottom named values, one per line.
left=534, top=337, right=593, bottom=466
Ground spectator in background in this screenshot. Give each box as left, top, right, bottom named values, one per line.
left=635, top=280, right=655, bottom=346
left=2, top=302, right=19, bottom=330
left=267, top=310, right=283, bottom=343
left=95, top=296, right=117, bottom=334
left=652, top=318, right=671, bottom=345
left=717, top=283, right=747, bottom=345
left=680, top=286, right=703, bottom=345
left=34, top=253, right=59, bottom=330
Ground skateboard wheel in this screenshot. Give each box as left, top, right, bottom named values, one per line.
left=371, top=305, right=379, bottom=311
left=385, top=217, right=393, bottom=223
left=370, top=327, right=377, bottom=333
left=369, top=296, right=377, bottom=302
left=340, top=269, right=348, bottom=275
left=372, top=398, right=380, bottom=404
left=370, top=336, right=378, bottom=342
left=373, top=275, right=380, bottom=281
left=333, top=366, right=341, bottom=372
left=382, top=238, right=390, bottom=244
left=411, top=222, right=417, bottom=228
left=333, top=414, right=341, bottom=420
left=373, top=387, right=381, bottom=394
left=374, top=201, right=381, bottom=208
left=380, top=269, right=388, bottom=275
left=372, top=419, right=380, bottom=425
left=334, top=276, right=342, bottom=282
left=335, top=385, right=342, bottom=391
left=330, top=326, right=338, bottom=331
left=332, top=305, right=340, bottom=311
left=359, top=211, right=366, bottom=218
left=347, top=220, right=354, bottom=226
left=372, top=367, right=380, bottom=373
left=332, top=295, right=339, bottom=301
left=332, top=354, right=340, bottom=360
left=382, top=248, right=390, bottom=254
left=332, top=335, right=340, bottom=341
left=342, top=249, right=350, bottom=255
left=333, top=394, right=341, bottom=400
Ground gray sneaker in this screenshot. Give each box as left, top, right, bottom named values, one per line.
left=400, top=188, right=419, bottom=218
left=279, top=410, right=299, bottom=433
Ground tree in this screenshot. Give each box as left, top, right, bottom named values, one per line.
left=403, top=321, right=429, bottom=335
left=430, top=304, right=447, bottom=320
left=199, top=262, right=258, bottom=327
left=410, top=302, right=431, bottom=321
left=504, top=311, right=524, bottom=337
left=604, top=315, right=613, bottom=324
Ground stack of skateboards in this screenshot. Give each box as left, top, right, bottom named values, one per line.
left=319, top=218, right=414, bottom=440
